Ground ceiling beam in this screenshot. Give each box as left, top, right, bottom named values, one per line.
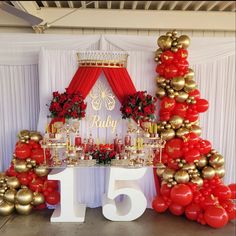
left=81, top=1, right=86, bottom=8
left=10, top=1, right=39, bottom=16
left=107, top=1, right=112, bottom=9
left=194, top=1, right=205, bottom=11
left=55, top=1, right=61, bottom=8
left=157, top=1, right=165, bottom=10
left=119, top=1, right=125, bottom=9
left=41, top=1, right=49, bottom=7
left=182, top=1, right=192, bottom=11
left=94, top=1, right=99, bottom=9
left=19, top=8, right=235, bottom=31
left=219, top=1, right=234, bottom=11
left=132, top=1, right=138, bottom=10
left=207, top=1, right=220, bottom=11
left=144, top=1, right=152, bottom=10
left=169, top=1, right=178, bottom=10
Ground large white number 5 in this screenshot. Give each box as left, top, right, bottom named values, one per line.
left=48, top=168, right=86, bottom=222
left=102, top=167, right=147, bottom=221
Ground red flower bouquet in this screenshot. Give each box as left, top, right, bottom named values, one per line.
left=48, top=89, right=86, bottom=119
left=120, top=91, right=157, bottom=121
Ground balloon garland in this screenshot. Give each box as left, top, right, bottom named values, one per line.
left=153, top=30, right=236, bottom=228
left=0, top=130, right=60, bottom=216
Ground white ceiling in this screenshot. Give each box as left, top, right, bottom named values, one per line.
left=6, top=1, right=236, bottom=11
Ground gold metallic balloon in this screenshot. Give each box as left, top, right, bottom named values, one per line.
left=156, top=76, right=166, bottom=84
left=191, top=125, right=202, bottom=136
left=14, top=160, right=29, bottom=173
left=156, top=163, right=167, bottom=177
left=177, top=35, right=190, bottom=49
left=182, top=163, right=196, bottom=171
left=155, top=48, right=163, bottom=58
left=156, top=87, right=166, bottom=98
left=19, top=130, right=30, bottom=140
left=191, top=177, right=203, bottom=187
left=6, top=176, right=20, bottom=189
left=0, top=172, right=5, bottom=180
left=170, top=77, right=185, bottom=91
left=157, top=36, right=172, bottom=51
left=163, top=168, right=175, bottom=181
left=209, top=154, right=224, bottom=168
left=0, top=201, right=15, bottom=216
left=30, top=132, right=43, bottom=142
left=160, top=129, right=175, bottom=141
left=176, top=91, right=189, bottom=102
left=202, top=166, right=215, bottom=179
left=196, top=156, right=208, bottom=168
left=32, top=192, right=45, bottom=206
left=184, top=79, right=196, bottom=93
left=4, top=189, right=17, bottom=203
left=15, top=188, right=33, bottom=205
left=184, top=68, right=195, bottom=80
left=15, top=203, right=32, bottom=215
left=34, top=166, right=49, bottom=177
left=174, top=170, right=190, bottom=183
left=169, top=115, right=184, bottom=129
left=214, top=166, right=225, bottom=178
left=176, top=127, right=189, bottom=138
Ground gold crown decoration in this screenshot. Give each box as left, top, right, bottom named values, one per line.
left=77, top=51, right=129, bottom=68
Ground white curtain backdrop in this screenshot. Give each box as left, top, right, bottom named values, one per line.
left=0, top=34, right=235, bottom=208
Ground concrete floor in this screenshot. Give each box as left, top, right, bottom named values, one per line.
left=0, top=208, right=235, bottom=236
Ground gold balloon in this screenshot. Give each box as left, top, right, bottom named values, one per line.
left=32, top=192, right=45, bottom=206
left=15, top=203, right=32, bottom=215
left=18, top=130, right=30, bottom=140
left=4, top=189, right=17, bottom=203
left=0, top=201, right=15, bottom=216
left=156, top=76, right=166, bottom=84
left=6, top=176, right=20, bottom=189
left=14, top=160, right=29, bottom=173
left=15, top=188, right=33, bottom=205
left=157, top=35, right=172, bottom=51
left=191, top=125, right=202, bottom=136
left=182, top=163, right=196, bottom=171
left=170, top=77, right=185, bottom=91
left=34, top=166, right=49, bottom=177
left=156, top=87, right=166, bottom=98
left=196, top=156, right=207, bottom=168
left=163, top=168, right=175, bottom=181
left=174, top=170, right=190, bottom=183
left=191, top=177, right=203, bottom=187
left=176, top=91, right=189, bottom=102
left=202, top=166, right=215, bottom=179
left=184, top=79, right=196, bottom=93
left=209, top=154, right=224, bottom=168
left=185, top=68, right=195, bottom=80
left=0, top=172, right=5, bottom=180
left=214, top=166, right=225, bottom=178
left=169, top=115, right=183, bottom=129
left=177, top=35, right=190, bottom=49
left=155, top=48, right=163, bottom=58
left=176, top=127, right=189, bottom=138
left=160, top=129, right=175, bottom=141
left=30, top=132, right=42, bottom=142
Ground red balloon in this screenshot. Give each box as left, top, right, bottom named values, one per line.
left=185, top=110, right=199, bottom=122
left=226, top=204, right=236, bottom=220
left=46, top=191, right=60, bottom=205
left=17, top=172, right=30, bottom=185
left=159, top=110, right=171, bottom=121
left=31, top=148, right=46, bottom=164
left=152, top=196, right=168, bottom=213
left=184, top=149, right=200, bottom=163
left=177, top=59, right=189, bottom=72
left=156, top=64, right=165, bottom=76
left=165, top=138, right=184, bottom=159
left=183, top=132, right=199, bottom=146
left=35, top=203, right=47, bottom=210
left=196, top=99, right=209, bottom=113
left=160, top=97, right=176, bottom=112
left=15, top=143, right=31, bottom=159
left=169, top=203, right=185, bottom=216
left=170, top=184, right=193, bottom=206
left=29, top=178, right=44, bottom=192
left=201, top=195, right=219, bottom=210
left=160, top=184, right=171, bottom=197
left=161, top=51, right=174, bottom=65
left=44, top=180, right=59, bottom=190
left=213, top=185, right=232, bottom=201
left=228, top=184, right=236, bottom=199
left=175, top=49, right=188, bottom=60
left=172, top=103, right=188, bottom=118
left=189, top=89, right=201, bottom=100
left=164, top=64, right=178, bottom=79
left=6, top=165, right=17, bottom=177
left=199, top=140, right=212, bottom=155
left=204, top=206, right=228, bottom=228
left=185, top=203, right=202, bottom=221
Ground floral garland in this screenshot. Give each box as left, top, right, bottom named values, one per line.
left=48, top=88, right=86, bottom=119
left=120, top=91, right=157, bottom=121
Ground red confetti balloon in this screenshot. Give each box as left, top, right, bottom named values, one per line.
left=160, top=97, right=176, bottom=112
left=165, top=138, right=184, bottom=159
left=161, top=51, right=174, bottom=64
left=170, top=184, right=193, bottom=206
left=169, top=203, right=185, bottom=216
left=204, top=206, right=228, bottom=228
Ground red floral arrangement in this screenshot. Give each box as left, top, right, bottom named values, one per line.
left=120, top=91, right=157, bottom=121
left=48, top=88, right=86, bottom=119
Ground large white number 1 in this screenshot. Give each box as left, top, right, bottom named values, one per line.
left=48, top=168, right=86, bottom=222
left=102, top=167, right=147, bottom=221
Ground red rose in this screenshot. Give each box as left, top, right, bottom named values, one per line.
left=81, top=103, right=87, bottom=110
left=53, top=91, right=60, bottom=98
left=125, top=107, right=132, bottom=114
left=144, top=106, right=152, bottom=115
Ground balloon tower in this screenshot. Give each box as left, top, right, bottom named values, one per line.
left=153, top=30, right=236, bottom=228
left=0, top=130, right=60, bottom=216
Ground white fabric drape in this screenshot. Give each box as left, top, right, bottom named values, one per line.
left=0, top=34, right=235, bottom=207
left=0, top=64, right=39, bottom=171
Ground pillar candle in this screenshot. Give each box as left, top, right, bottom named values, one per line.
left=124, top=134, right=131, bottom=146
left=75, top=136, right=82, bottom=147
